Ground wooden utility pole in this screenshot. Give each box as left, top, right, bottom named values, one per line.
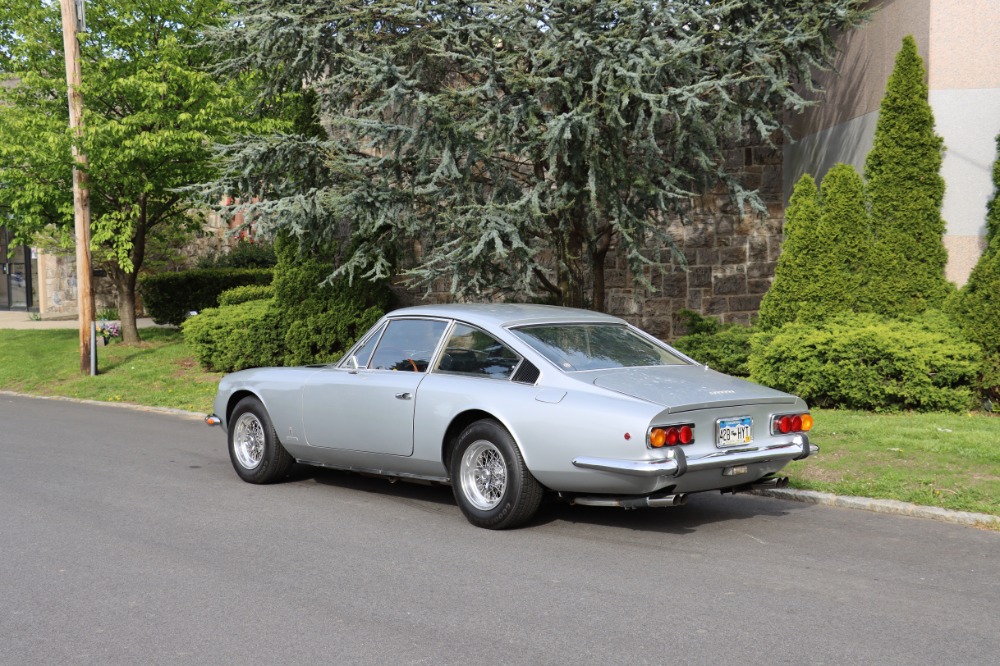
left=59, top=0, right=95, bottom=374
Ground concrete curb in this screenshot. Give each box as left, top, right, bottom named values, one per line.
left=0, top=390, right=206, bottom=422
left=3, top=390, right=997, bottom=530
left=752, top=487, right=1000, bottom=530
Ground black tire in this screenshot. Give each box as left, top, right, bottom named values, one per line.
left=450, top=419, right=543, bottom=529
left=228, top=397, right=294, bottom=484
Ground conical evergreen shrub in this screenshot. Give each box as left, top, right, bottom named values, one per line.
left=758, top=174, right=823, bottom=329
left=864, top=35, right=950, bottom=314
left=801, top=163, right=870, bottom=321
left=949, top=134, right=1000, bottom=355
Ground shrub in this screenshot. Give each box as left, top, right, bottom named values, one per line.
left=140, top=268, right=274, bottom=326
left=748, top=312, right=981, bottom=412
left=806, top=163, right=870, bottom=320
left=978, top=354, right=1000, bottom=412
left=182, top=300, right=283, bottom=373
left=758, top=173, right=823, bottom=329
left=197, top=239, right=277, bottom=269
left=270, top=233, right=392, bottom=367
left=218, top=284, right=275, bottom=306
left=183, top=233, right=394, bottom=372
left=671, top=310, right=754, bottom=377
left=864, top=35, right=949, bottom=314
left=947, top=134, right=1000, bottom=409
left=949, top=134, right=1000, bottom=355
left=948, top=244, right=1000, bottom=354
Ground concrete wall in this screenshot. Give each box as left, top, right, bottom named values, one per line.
left=785, top=0, right=1000, bottom=285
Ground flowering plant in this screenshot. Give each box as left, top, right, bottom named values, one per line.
left=96, top=319, right=121, bottom=344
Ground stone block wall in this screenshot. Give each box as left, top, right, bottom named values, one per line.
left=36, top=210, right=239, bottom=316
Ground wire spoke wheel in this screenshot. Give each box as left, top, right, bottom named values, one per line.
left=460, top=440, right=508, bottom=510
left=232, top=412, right=266, bottom=470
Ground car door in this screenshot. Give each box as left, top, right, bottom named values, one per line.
left=300, top=318, right=448, bottom=456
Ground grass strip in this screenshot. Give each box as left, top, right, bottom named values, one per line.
left=0, top=328, right=220, bottom=413
left=791, top=409, right=1000, bottom=516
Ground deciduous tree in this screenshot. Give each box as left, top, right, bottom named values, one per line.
left=0, top=0, right=265, bottom=342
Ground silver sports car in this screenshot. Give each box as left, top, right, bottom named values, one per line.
left=207, top=303, right=816, bottom=529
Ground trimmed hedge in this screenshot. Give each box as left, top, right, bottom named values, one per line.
left=218, top=284, right=275, bottom=306
left=183, top=233, right=393, bottom=372
left=182, top=300, right=283, bottom=373
left=196, top=239, right=277, bottom=269
left=140, top=268, right=274, bottom=326
left=748, top=312, right=981, bottom=413
left=671, top=310, right=753, bottom=377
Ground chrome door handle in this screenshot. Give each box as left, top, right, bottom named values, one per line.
left=395, top=392, right=412, bottom=400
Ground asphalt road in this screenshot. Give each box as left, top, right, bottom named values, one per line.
left=2, top=394, right=998, bottom=665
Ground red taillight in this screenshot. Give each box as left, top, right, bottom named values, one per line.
left=773, top=413, right=811, bottom=435
left=648, top=424, right=695, bottom=448
left=679, top=425, right=693, bottom=444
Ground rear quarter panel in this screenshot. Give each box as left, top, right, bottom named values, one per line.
left=413, top=374, right=666, bottom=493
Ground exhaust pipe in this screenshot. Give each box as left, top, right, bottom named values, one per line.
left=724, top=476, right=789, bottom=494
left=570, top=493, right=688, bottom=509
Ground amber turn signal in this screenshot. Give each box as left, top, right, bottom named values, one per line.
left=649, top=428, right=667, bottom=448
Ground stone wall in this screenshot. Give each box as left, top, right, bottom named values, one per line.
left=36, top=211, right=238, bottom=316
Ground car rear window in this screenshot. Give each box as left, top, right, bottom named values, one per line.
left=511, top=323, right=688, bottom=371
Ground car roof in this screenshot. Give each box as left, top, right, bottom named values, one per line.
left=385, top=303, right=626, bottom=328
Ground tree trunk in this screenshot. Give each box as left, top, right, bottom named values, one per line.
left=116, top=196, right=149, bottom=345
left=111, top=266, right=142, bottom=344
left=590, top=226, right=614, bottom=313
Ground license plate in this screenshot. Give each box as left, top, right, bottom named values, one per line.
left=717, top=416, right=753, bottom=447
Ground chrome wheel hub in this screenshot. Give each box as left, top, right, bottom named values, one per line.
left=460, top=440, right=507, bottom=510
left=232, top=413, right=265, bottom=470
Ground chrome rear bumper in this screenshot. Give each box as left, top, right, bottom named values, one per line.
left=572, top=435, right=817, bottom=478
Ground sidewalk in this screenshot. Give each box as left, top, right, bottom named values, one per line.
left=0, top=311, right=166, bottom=330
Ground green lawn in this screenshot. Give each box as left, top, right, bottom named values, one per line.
left=791, top=409, right=1000, bottom=516
left=2, top=328, right=998, bottom=519
left=0, top=328, right=220, bottom=413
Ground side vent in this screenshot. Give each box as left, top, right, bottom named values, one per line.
left=512, top=360, right=540, bottom=385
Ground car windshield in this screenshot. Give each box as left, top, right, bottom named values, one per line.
left=511, top=324, right=688, bottom=371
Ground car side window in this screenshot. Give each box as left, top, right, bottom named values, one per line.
left=436, top=323, right=521, bottom=380
left=368, top=319, right=448, bottom=372
left=346, top=323, right=385, bottom=369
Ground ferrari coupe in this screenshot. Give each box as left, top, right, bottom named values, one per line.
left=207, top=303, right=816, bottom=529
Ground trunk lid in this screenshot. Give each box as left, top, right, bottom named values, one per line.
left=589, top=365, right=797, bottom=413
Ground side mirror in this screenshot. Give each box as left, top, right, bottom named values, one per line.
left=348, top=355, right=360, bottom=374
